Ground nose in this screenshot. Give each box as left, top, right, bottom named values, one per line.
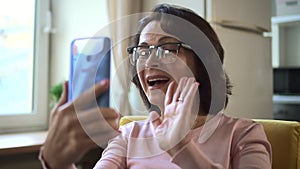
left=144, top=48, right=160, bottom=68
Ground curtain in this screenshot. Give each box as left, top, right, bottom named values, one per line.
left=107, top=0, right=145, bottom=115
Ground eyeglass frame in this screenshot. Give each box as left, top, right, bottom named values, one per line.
left=127, top=42, right=192, bottom=66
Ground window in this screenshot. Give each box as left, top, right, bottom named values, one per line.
left=0, top=0, right=49, bottom=133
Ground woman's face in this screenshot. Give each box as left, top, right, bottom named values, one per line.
left=136, top=21, right=197, bottom=111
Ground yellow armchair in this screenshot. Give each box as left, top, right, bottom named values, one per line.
left=254, top=119, right=300, bottom=169
left=120, top=116, right=300, bottom=169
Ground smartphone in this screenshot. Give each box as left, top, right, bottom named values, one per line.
left=68, top=37, right=111, bottom=107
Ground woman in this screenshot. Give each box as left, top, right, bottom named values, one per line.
left=40, top=4, right=271, bottom=169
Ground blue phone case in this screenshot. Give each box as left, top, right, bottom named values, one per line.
left=68, top=37, right=111, bottom=107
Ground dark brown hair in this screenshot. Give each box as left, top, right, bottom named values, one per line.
left=129, top=4, right=232, bottom=115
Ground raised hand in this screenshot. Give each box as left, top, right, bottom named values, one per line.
left=154, top=77, right=200, bottom=155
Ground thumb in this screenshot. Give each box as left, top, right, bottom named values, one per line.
left=94, top=79, right=109, bottom=97
left=49, top=81, right=68, bottom=123
left=149, top=111, right=162, bottom=129
left=57, top=81, right=68, bottom=106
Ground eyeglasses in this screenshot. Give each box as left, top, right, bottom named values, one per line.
left=127, top=42, right=192, bottom=66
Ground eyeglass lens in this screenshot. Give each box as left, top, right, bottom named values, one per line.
left=133, top=43, right=180, bottom=65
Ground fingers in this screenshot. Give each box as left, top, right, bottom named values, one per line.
left=73, top=79, right=109, bottom=109
left=163, top=77, right=199, bottom=116
left=94, top=79, right=110, bottom=96
left=172, top=77, right=188, bottom=102
left=150, top=111, right=162, bottom=128
left=185, top=81, right=200, bottom=103
left=165, top=81, right=176, bottom=105
left=83, top=117, right=119, bottom=137
left=179, top=78, right=200, bottom=119
left=171, top=77, right=198, bottom=103
left=79, top=108, right=120, bottom=148
left=76, top=107, right=119, bottom=137
left=51, top=105, right=120, bottom=150
left=77, top=107, right=119, bottom=125
left=180, top=77, right=196, bottom=102
left=158, top=77, right=200, bottom=152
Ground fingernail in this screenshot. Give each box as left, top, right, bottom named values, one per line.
left=100, top=79, right=109, bottom=87
left=115, top=112, right=121, bottom=119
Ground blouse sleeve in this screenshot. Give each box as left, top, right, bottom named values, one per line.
left=171, top=123, right=272, bottom=169
left=39, top=147, right=77, bottom=169
left=231, top=123, right=272, bottom=169
left=93, top=127, right=128, bottom=169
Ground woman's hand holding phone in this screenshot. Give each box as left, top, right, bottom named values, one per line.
left=42, top=80, right=120, bottom=169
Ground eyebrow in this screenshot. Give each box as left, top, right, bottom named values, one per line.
left=139, top=36, right=180, bottom=46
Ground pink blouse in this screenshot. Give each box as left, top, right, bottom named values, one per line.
left=94, top=112, right=272, bottom=169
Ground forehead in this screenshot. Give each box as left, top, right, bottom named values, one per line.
left=139, top=21, right=180, bottom=44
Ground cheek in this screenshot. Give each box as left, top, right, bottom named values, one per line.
left=137, top=68, right=147, bottom=91
left=167, top=59, right=195, bottom=81
left=185, top=57, right=198, bottom=76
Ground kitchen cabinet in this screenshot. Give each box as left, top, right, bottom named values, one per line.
left=272, top=14, right=300, bottom=67
left=273, top=95, right=300, bottom=121
left=272, top=14, right=300, bottom=121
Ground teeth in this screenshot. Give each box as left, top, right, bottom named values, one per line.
left=147, top=77, right=170, bottom=86
left=148, top=78, right=169, bottom=82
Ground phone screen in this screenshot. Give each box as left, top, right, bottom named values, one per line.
left=68, top=37, right=111, bottom=107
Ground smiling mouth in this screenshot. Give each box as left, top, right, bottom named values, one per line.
left=147, top=77, right=170, bottom=87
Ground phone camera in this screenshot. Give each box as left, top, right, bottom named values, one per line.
left=86, top=55, right=92, bottom=62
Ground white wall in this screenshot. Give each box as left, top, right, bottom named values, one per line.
left=50, top=0, right=108, bottom=86
left=143, top=0, right=205, bottom=17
